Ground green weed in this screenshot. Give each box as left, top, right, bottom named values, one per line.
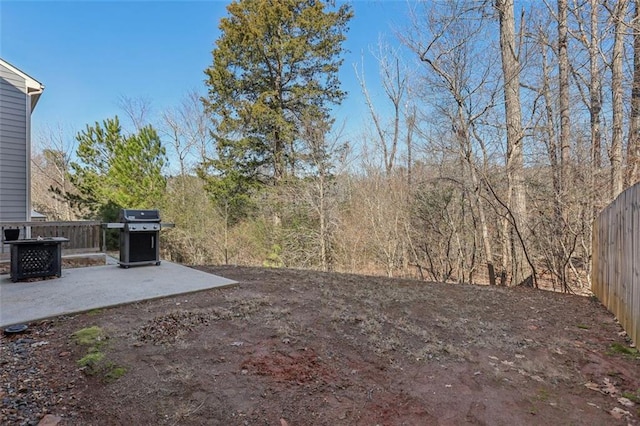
left=608, top=342, right=639, bottom=357
left=622, top=390, right=640, bottom=404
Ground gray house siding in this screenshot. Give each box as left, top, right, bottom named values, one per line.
left=0, top=62, right=30, bottom=221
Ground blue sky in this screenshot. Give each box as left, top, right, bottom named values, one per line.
left=1, top=0, right=412, bottom=149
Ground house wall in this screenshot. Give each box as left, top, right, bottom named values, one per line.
left=0, top=62, right=30, bottom=222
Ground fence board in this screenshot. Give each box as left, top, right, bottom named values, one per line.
left=592, top=183, right=640, bottom=346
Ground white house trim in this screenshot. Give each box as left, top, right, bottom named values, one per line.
left=0, top=59, right=44, bottom=110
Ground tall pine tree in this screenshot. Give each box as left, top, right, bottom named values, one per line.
left=202, top=0, right=352, bottom=194
left=69, top=116, right=167, bottom=220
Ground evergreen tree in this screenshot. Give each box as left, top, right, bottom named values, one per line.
left=69, top=116, right=167, bottom=219
left=202, top=0, right=352, bottom=192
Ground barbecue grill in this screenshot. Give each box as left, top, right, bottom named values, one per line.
left=117, top=209, right=162, bottom=268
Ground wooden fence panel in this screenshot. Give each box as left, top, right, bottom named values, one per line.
left=1, top=221, right=101, bottom=256
left=592, top=183, right=640, bottom=346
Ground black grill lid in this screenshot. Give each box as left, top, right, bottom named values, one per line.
left=119, top=209, right=161, bottom=223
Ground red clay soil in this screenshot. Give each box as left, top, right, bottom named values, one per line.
left=1, top=266, right=639, bottom=425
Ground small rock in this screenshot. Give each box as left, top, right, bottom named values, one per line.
left=38, top=414, right=62, bottom=425
left=618, top=397, right=635, bottom=407
left=610, top=407, right=631, bottom=420
left=584, top=382, right=600, bottom=392
left=58, top=352, right=71, bottom=358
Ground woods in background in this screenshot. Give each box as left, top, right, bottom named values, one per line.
left=31, top=0, right=640, bottom=292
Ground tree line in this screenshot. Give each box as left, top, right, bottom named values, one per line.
left=31, top=0, right=640, bottom=292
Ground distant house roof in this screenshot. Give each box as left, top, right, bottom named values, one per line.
left=0, top=58, right=44, bottom=110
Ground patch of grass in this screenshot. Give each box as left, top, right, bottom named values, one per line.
left=87, top=308, right=104, bottom=316
left=77, top=351, right=105, bottom=369
left=104, top=364, right=127, bottom=382
left=622, top=390, right=640, bottom=404
left=537, top=388, right=550, bottom=402
left=70, top=326, right=126, bottom=382
left=608, top=342, right=639, bottom=357
left=71, top=326, right=104, bottom=347
left=576, top=324, right=590, bottom=330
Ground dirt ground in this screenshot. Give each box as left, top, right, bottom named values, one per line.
left=2, top=266, right=640, bottom=425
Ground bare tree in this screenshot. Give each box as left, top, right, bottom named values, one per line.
left=160, top=90, right=212, bottom=177
left=610, top=0, right=628, bottom=198
left=495, top=0, right=531, bottom=286
left=31, top=124, right=78, bottom=220
left=299, top=117, right=348, bottom=271
left=402, top=1, right=500, bottom=285
left=558, top=0, right=572, bottom=199
left=355, top=40, right=411, bottom=175
left=628, top=0, right=640, bottom=186
left=590, top=0, right=604, bottom=173
left=118, top=95, right=153, bottom=132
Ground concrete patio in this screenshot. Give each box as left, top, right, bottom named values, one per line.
left=0, top=260, right=236, bottom=327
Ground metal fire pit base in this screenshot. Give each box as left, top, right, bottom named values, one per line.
left=6, top=238, right=69, bottom=282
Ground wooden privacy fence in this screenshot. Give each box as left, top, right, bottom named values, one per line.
left=0, top=221, right=102, bottom=256
left=592, top=183, right=640, bottom=346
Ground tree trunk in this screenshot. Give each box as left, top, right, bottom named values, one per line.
left=558, top=0, right=571, bottom=199
left=496, top=0, right=530, bottom=286
left=318, top=174, right=328, bottom=271
left=590, top=0, right=602, bottom=172
left=540, top=33, right=568, bottom=290
left=611, top=0, right=627, bottom=199
left=628, top=0, right=640, bottom=187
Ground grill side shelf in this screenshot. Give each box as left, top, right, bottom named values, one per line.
left=102, top=223, right=125, bottom=229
